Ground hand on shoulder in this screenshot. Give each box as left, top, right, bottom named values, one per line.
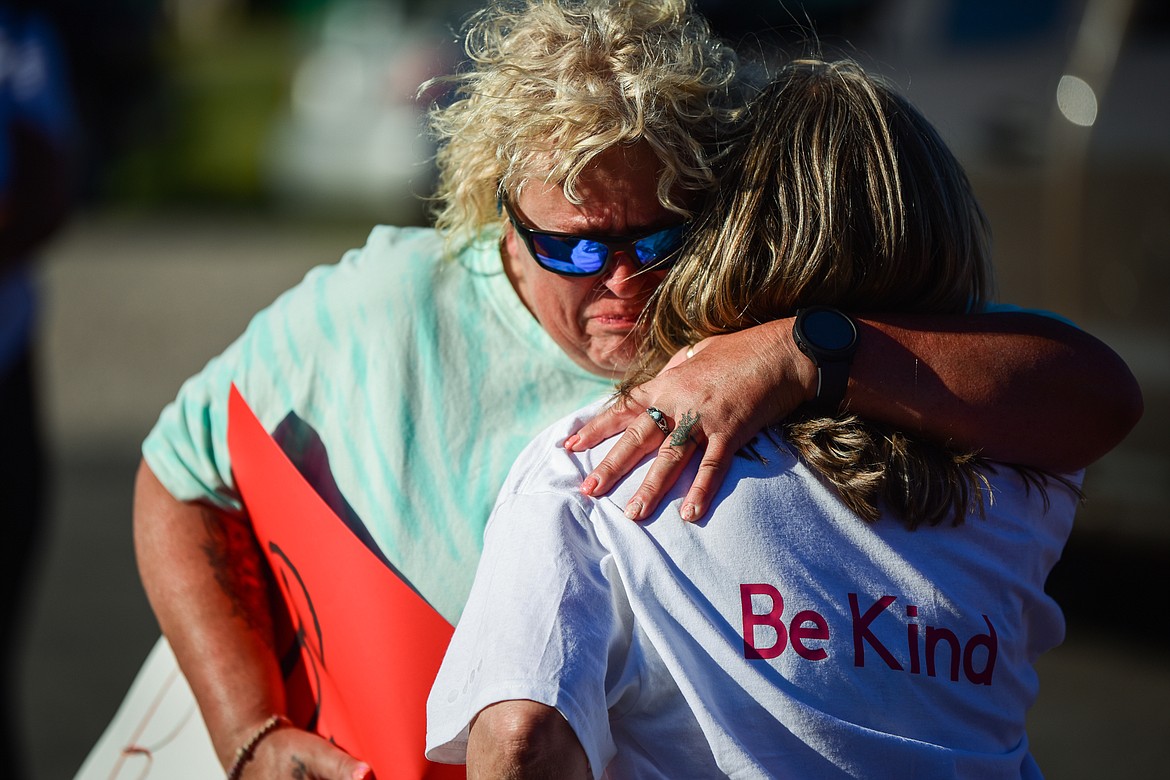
left=567, top=320, right=812, bottom=522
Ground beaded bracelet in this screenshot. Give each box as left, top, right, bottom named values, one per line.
left=226, top=714, right=292, bottom=780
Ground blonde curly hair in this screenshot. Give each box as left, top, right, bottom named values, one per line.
left=425, top=0, right=739, bottom=251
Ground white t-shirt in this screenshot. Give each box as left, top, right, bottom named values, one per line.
left=427, top=401, right=1081, bottom=779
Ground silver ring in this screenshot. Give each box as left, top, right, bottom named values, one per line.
left=686, top=345, right=695, bottom=359
left=646, top=407, right=672, bottom=435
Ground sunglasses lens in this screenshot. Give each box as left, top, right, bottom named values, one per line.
left=508, top=191, right=688, bottom=277
left=633, top=224, right=686, bottom=265
left=530, top=234, right=609, bottom=275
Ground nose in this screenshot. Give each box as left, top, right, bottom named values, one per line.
left=603, top=250, right=655, bottom=298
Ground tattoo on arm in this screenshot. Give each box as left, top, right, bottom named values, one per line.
left=670, top=410, right=700, bottom=447
left=291, top=756, right=309, bottom=780
left=200, top=507, right=276, bottom=646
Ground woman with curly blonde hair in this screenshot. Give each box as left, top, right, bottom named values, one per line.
left=428, top=59, right=1125, bottom=778
left=132, top=3, right=746, bottom=778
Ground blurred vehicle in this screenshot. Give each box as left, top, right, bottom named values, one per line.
left=263, top=0, right=461, bottom=223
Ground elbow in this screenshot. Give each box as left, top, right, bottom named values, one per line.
left=1052, top=327, right=1146, bottom=470
left=1062, top=363, right=1145, bottom=471
left=1094, top=356, right=1145, bottom=452
left=1117, top=372, right=1145, bottom=436
left=467, top=701, right=588, bottom=780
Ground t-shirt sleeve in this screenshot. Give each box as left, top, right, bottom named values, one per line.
left=141, top=339, right=244, bottom=513
left=140, top=229, right=387, bottom=513
left=426, top=489, right=623, bottom=779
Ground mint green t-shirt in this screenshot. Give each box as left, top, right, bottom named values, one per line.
left=142, top=226, right=613, bottom=622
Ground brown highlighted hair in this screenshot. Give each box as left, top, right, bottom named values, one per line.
left=626, top=59, right=1062, bottom=528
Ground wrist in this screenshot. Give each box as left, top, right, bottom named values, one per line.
left=791, top=307, right=860, bottom=415
left=227, top=714, right=292, bottom=780
left=755, top=318, right=818, bottom=421
left=779, top=316, right=819, bottom=406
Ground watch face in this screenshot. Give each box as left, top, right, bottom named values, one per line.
left=803, top=308, right=857, bottom=352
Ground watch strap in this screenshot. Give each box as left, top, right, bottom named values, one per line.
left=811, top=360, right=850, bottom=416
left=792, top=306, right=859, bottom=417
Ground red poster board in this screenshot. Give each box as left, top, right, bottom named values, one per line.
left=228, top=384, right=464, bottom=779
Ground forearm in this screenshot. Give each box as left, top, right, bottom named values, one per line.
left=132, top=460, right=285, bottom=769
left=834, top=312, right=1142, bottom=472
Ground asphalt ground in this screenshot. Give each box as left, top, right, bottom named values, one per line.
left=15, top=211, right=1170, bottom=779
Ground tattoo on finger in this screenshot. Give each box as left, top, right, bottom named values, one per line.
left=670, top=410, right=700, bottom=447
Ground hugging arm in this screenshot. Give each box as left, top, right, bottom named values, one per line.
left=571, top=312, right=1143, bottom=521
left=133, top=461, right=373, bottom=780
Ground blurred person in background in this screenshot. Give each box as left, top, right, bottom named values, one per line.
left=130, top=1, right=1140, bottom=778
left=34, top=0, right=162, bottom=201
left=428, top=57, right=1127, bottom=779
left=0, top=1, right=75, bottom=775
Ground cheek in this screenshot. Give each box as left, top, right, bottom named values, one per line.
left=540, top=282, right=590, bottom=323
left=543, top=282, right=597, bottom=334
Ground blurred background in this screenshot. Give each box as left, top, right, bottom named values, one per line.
left=5, top=0, right=1167, bottom=777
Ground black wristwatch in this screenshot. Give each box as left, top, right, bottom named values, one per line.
left=792, top=306, right=860, bottom=416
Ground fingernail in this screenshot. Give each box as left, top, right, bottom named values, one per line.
left=581, top=475, right=599, bottom=496
left=563, top=434, right=580, bottom=450
left=624, top=499, right=643, bottom=521
left=353, top=764, right=374, bottom=780
left=680, top=503, right=694, bottom=522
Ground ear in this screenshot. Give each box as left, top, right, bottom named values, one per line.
left=502, top=221, right=521, bottom=261
left=500, top=221, right=529, bottom=289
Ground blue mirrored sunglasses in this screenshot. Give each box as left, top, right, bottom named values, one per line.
left=501, top=198, right=688, bottom=277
